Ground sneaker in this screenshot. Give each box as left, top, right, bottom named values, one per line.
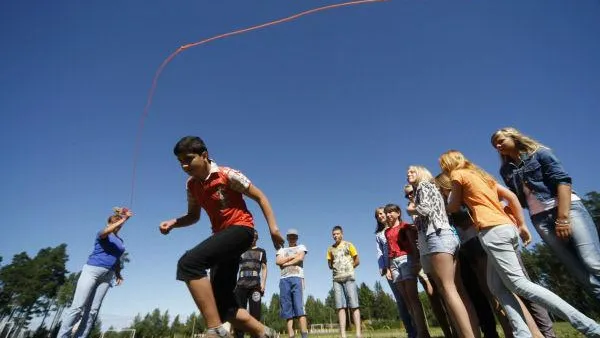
left=263, top=327, right=280, bottom=338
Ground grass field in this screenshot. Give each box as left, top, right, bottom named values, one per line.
left=277, top=322, right=585, bottom=337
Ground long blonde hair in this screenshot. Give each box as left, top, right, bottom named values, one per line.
left=434, top=173, right=452, bottom=192
left=407, top=165, right=433, bottom=187
left=490, top=127, right=546, bottom=165
left=439, top=150, right=495, bottom=185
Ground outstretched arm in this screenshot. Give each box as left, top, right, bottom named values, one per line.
left=244, top=184, right=285, bottom=250
left=99, top=217, right=128, bottom=239
left=99, top=209, right=133, bottom=239
left=159, top=190, right=200, bottom=234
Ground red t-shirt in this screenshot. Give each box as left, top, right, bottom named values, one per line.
left=385, top=221, right=412, bottom=258
left=186, top=163, right=255, bottom=233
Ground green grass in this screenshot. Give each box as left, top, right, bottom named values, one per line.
left=279, top=322, right=584, bottom=337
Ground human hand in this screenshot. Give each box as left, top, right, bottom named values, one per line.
left=115, top=277, right=124, bottom=286
left=518, top=226, right=532, bottom=246
left=555, top=219, right=572, bottom=240
left=385, top=269, right=392, bottom=281
left=270, top=228, right=285, bottom=250
left=159, top=219, right=176, bottom=235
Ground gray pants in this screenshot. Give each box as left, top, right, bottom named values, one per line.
left=515, top=251, right=556, bottom=338
left=58, top=264, right=114, bottom=338
left=479, top=224, right=600, bottom=338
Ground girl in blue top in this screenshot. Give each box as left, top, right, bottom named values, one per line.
left=491, top=127, right=600, bottom=302
left=58, top=207, right=132, bottom=338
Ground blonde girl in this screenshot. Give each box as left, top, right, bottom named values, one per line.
left=406, top=166, right=480, bottom=338
left=439, top=149, right=600, bottom=338
left=404, top=184, right=456, bottom=338
left=491, top=127, right=600, bottom=301
left=435, top=173, right=551, bottom=338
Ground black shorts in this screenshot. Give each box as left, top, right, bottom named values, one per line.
left=177, top=225, right=254, bottom=320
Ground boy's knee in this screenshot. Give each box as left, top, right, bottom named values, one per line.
left=176, top=252, right=208, bottom=281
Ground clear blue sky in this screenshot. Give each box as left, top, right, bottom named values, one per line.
left=1, top=0, right=599, bottom=331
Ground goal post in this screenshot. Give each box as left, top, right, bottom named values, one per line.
left=100, top=328, right=136, bottom=338
left=309, top=323, right=338, bottom=333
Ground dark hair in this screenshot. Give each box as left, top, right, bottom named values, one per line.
left=374, top=207, right=386, bottom=234
left=332, top=225, right=343, bottom=232
left=383, top=203, right=402, bottom=216
left=173, top=136, right=208, bottom=156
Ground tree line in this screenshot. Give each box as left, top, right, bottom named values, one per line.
left=1, top=192, right=599, bottom=338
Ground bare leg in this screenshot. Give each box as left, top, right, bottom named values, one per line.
left=228, top=309, right=271, bottom=338
left=400, top=280, right=430, bottom=338
left=286, top=319, right=294, bottom=337
left=430, top=253, right=479, bottom=338
left=454, top=261, right=482, bottom=338
left=516, top=297, right=544, bottom=338
left=352, top=308, right=361, bottom=337
left=420, top=276, right=454, bottom=338
left=299, top=316, right=308, bottom=336
left=338, top=309, right=347, bottom=338
left=187, top=278, right=222, bottom=328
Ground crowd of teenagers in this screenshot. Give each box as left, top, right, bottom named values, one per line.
left=58, top=127, right=600, bottom=338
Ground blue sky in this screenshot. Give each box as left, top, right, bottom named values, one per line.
left=1, top=0, right=599, bottom=331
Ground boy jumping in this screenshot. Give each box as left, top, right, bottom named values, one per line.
left=159, top=136, right=285, bottom=338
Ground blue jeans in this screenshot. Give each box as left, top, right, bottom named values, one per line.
left=531, top=200, right=600, bottom=300
left=385, top=278, right=416, bottom=338
left=58, top=264, right=114, bottom=338
left=279, top=277, right=305, bottom=319
left=479, top=224, right=600, bottom=338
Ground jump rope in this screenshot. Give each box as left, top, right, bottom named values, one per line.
left=127, top=0, right=387, bottom=208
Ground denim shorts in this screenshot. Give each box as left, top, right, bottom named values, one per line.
left=333, top=279, right=359, bottom=309
left=419, top=228, right=459, bottom=273
left=279, top=276, right=305, bottom=319
left=419, top=228, right=459, bottom=255
left=390, top=255, right=415, bottom=282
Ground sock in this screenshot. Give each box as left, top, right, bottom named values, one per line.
left=301, top=332, right=308, bottom=338
left=207, top=325, right=229, bottom=337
